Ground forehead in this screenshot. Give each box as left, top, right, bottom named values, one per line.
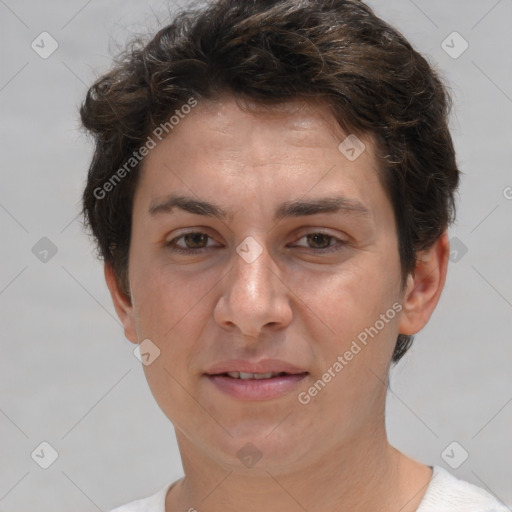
left=135, top=95, right=385, bottom=218
left=156, top=95, right=366, bottom=156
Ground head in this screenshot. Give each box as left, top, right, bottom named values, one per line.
left=81, top=0, right=459, bottom=472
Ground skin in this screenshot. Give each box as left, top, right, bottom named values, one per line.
left=105, top=95, right=449, bottom=512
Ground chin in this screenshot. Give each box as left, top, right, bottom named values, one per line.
left=202, top=420, right=316, bottom=474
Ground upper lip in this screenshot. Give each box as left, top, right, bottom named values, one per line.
left=205, top=359, right=308, bottom=375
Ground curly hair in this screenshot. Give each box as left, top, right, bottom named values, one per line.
left=80, top=0, right=460, bottom=363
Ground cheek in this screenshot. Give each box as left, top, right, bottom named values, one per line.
left=296, top=252, right=402, bottom=403
left=132, top=262, right=217, bottom=427
left=294, top=263, right=400, bottom=427
left=130, top=254, right=222, bottom=376
left=131, top=248, right=209, bottom=328
left=297, top=257, right=399, bottom=339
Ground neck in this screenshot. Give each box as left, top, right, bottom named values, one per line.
left=166, top=424, right=431, bottom=512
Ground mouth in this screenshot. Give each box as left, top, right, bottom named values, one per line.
left=220, top=371, right=299, bottom=380
left=204, top=364, right=309, bottom=400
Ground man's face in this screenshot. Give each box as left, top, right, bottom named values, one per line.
left=124, top=96, right=406, bottom=471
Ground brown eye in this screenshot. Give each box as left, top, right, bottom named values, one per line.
left=292, top=232, right=347, bottom=253
left=167, top=232, right=216, bottom=254
left=306, top=233, right=334, bottom=249
left=179, top=233, right=209, bottom=249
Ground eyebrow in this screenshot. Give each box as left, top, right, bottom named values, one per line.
left=148, top=194, right=370, bottom=222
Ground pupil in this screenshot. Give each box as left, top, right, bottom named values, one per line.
left=186, top=233, right=207, bottom=248
left=308, top=233, right=330, bottom=248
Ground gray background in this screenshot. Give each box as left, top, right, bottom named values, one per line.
left=1, top=0, right=511, bottom=510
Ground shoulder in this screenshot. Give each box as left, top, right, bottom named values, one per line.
left=107, top=481, right=176, bottom=512
left=416, top=466, right=509, bottom=512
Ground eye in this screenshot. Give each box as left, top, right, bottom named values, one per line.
left=292, top=232, right=347, bottom=253
left=166, top=231, right=219, bottom=254
left=166, top=230, right=347, bottom=255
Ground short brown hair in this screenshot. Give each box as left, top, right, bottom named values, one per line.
left=80, top=0, right=460, bottom=363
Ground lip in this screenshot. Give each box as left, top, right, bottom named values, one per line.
left=205, top=358, right=307, bottom=375
left=204, top=359, right=309, bottom=401
left=206, top=373, right=308, bottom=400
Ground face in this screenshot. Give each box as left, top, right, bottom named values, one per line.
left=107, top=95, right=442, bottom=474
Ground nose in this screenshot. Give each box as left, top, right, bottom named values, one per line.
left=213, top=237, right=293, bottom=339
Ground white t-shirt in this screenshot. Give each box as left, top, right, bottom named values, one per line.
left=109, top=466, right=509, bottom=512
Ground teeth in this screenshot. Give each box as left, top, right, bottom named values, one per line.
left=253, top=372, right=274, bottom=379
left=226, top=371, right=280, bottom=380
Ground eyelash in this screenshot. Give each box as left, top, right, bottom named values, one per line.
left=166, top=231, right=347, bottom=255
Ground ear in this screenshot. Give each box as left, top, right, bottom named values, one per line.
left=398, top=231, right=450, bottom=335
left=104, top=263, right=138, bottom=344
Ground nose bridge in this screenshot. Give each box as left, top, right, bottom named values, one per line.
left=215, top=234, right=291, bottom=336
left=231, top=235, right=274, bottom=307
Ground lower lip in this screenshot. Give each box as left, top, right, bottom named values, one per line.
left=206, top=373, right=308, bottom=400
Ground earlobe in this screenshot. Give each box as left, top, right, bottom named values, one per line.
left=104, top=263, right=138, bottom=344
left=398, top=231, right=450, bottom=336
